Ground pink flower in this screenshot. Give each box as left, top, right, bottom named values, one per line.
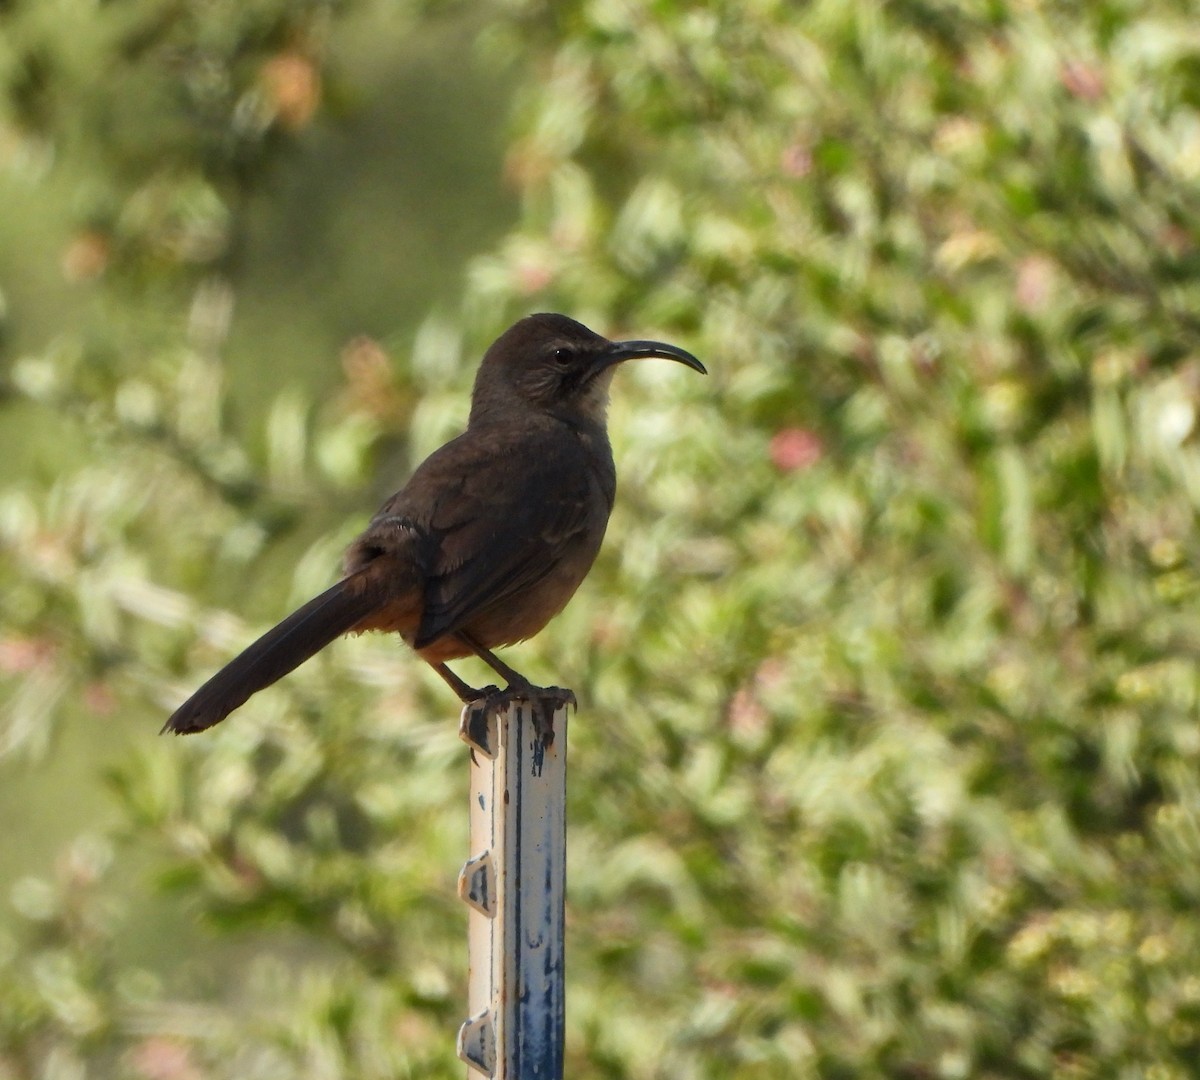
left=770, top=428, right=824, bottom=471
left=1060, top=60, right=1105, bottom=101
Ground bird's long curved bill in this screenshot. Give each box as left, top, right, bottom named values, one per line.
left=604, top=338, right=706, bottom=374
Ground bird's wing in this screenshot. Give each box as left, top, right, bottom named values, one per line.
left=399, top=431, right=603, bottom=649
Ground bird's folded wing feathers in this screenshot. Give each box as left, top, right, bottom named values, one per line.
left=410, top=441, right=599, bottom=648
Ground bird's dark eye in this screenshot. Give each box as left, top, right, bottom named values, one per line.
left=552, top=346, right=573, bottom=365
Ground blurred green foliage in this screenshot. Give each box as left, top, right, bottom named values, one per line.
left=3, top=0, right=1200, bottom=1077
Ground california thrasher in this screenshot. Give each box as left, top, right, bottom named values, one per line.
left=163, top=313, right=704, bottom=737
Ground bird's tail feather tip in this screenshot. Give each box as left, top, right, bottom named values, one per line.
left=157, top=577, right=379, bottom=737
left=160, top=695, right=232, bottom=735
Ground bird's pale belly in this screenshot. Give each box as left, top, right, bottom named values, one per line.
left=468, top=555, right=598, bottom=645
left=415, top=531, right=605, bottom=664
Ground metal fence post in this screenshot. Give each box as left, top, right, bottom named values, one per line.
left=456, top=696, right=570, bottom=1079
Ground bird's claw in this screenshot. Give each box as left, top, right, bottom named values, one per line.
left=458, top=683, right=575, bottom=752
left=458, top=686, right=502, bottom=757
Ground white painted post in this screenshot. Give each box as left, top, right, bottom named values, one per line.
left=456, top=696, right=569, bottom=1079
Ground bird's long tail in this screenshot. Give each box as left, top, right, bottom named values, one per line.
left=162, top=578, right=382, bottom=735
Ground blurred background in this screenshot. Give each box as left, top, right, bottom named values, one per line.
left=3, top=1, right=1200, bottom=1077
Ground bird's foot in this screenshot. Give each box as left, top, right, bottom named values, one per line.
left=458, top=683, right=576, bottom=754
left=458, top=685, right=501, bottom=757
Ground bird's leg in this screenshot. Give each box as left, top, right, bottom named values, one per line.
left=456, top=633, right=576, bottom=746
left=430, top=661, right=497, bottom=704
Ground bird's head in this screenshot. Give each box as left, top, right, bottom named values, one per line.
left=469, top=313, right=705, bottom=426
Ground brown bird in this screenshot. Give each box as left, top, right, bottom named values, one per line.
left=163, top=313, right=704, bottom=737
